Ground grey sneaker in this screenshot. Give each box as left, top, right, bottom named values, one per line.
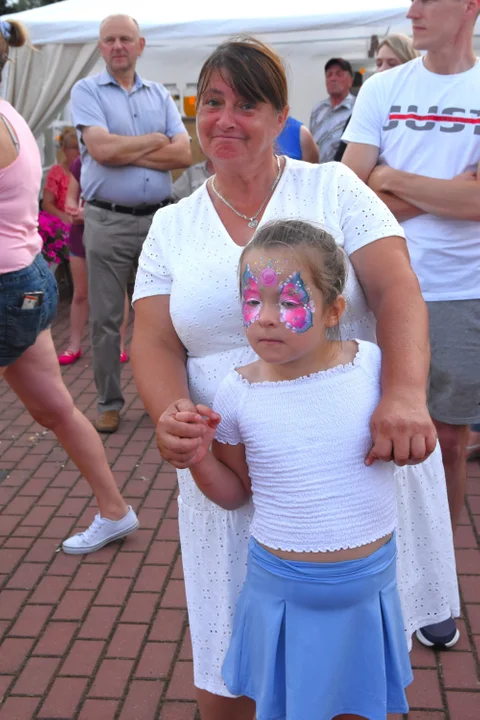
left=62, top=506, right=139, bottom=554
left=416, top=618, right=460, bottom=649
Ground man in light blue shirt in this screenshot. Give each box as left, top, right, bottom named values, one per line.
left=70, top=14, right=191, bottom=433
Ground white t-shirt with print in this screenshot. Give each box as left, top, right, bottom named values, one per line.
left=343, top=56, right=480, bottom=302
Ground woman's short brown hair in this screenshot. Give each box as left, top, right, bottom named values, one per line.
left=197, top=36, right=288, bottom=112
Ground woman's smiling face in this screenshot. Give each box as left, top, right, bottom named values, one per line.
left=196, top=71, right=286, bottom=166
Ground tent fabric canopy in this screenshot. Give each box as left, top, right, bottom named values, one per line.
left=0, top=0, right=420, bottom=138
left=3, top=0, right=478, bottom=137
left=3, top=43, right=98, bottom=138
left=4, top=1, right=413, bottom=46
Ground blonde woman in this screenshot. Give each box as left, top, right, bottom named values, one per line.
left=334, top=35, right=418, bottom=162
left=375, top=34, right=419, bottom=72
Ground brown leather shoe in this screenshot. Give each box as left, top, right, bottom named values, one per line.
left=93, top=410, right=120, bottom=434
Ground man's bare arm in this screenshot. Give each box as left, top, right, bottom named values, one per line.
left=342, top=142, right=424, bottom=222
left=132, top=133, right=192, bottom=171
left=82, top=126, right=169, bottom=166
left=370, top=165, right=480, bottom=222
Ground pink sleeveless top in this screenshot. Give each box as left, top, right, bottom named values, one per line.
left=0, top=100, right=43, bottom=273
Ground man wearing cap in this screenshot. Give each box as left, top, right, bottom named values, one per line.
left=309, top=58, right=355, bottom=163
left=71, top=14, right=191, bottom=434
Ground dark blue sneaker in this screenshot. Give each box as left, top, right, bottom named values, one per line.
left=416, top=618, right=460, bottom=648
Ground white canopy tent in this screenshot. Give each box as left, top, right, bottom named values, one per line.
left=1, top=0, right=416, bottom=136
left=2, top=0, right=479, bottom=138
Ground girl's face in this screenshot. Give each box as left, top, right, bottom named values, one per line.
left=375, top=44, right=402, bottom=73
left=63, top=137, right=80, bottom=166
left=196, top=70, right=287, bottom=168
left=240, top=248, right=344, bottom=367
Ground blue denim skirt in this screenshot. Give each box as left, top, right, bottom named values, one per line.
left=222, top=535, right=412, bottom=720
left=0, top=254, right=58, bottom=367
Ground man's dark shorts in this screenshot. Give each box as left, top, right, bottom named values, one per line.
left=427, top=299, right=480, bottom=425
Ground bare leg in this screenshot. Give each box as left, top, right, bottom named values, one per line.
left=434, top=419, right=470, bottom=530
left=196, top=690, right=255, bottom=720
left=5, top=328, right=128, bottom=520
left=65, top=255, right=89, bottom=354
left=120, top=293, right=130, bottom=354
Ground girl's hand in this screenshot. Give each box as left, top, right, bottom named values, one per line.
left=156, top=399, right=206, bottom=469
left=65, top=204, right=79, bottom=217
left=174, top=404, right=221, bottom=466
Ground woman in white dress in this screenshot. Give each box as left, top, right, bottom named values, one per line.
left=132, top=38, right=459, bottom=720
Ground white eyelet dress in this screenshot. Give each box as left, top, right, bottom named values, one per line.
left=133, top=158, right=459, bottom=697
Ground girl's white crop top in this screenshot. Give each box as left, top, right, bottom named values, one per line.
left=213, top=340, right=396, bottom=552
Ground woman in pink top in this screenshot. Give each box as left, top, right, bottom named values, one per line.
left=42, top=127, right=79, bottom=225
left=0, top=19, right=138, bottom=554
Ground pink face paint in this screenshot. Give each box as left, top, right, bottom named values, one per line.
left=260, top=267, right=278, bottom=286
left=279, top=272, right=315, bottom=334
left=241, top=265, right=262, bottom=328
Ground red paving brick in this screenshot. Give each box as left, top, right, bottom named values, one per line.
left=60, top=639, right=105, bottom=676
left=33, top=623, right=77, bottom=659
left=88, top=658, right=134, bottom=698
left=107, top=623, right=148, bottom=658
left=118, top=679, right=165, bottom=720
left=0, top=302, right=479, bottom=718
left=13, top=656, right=61, bottom=695
left=0, top=697, right=40, bottom=720
left=78, top=699, right=119, bottom=720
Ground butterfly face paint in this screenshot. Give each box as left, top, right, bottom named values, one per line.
left=279, top=272, right=316, bottom=334
left=242, top=263, right=316, bottom=334
left=242, top=265, right=262, bottom=328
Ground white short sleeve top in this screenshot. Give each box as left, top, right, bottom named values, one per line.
left=213, top=341, right=397, bottom=553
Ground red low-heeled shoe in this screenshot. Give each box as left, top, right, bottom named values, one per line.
left=58, top=349, right=82, bottom=366
left=120, top=350, right=129, bottom=364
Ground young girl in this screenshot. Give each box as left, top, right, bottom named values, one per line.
left=42, top=127, right=79, bottom=225
left=177, top=219, right=412, bottom=720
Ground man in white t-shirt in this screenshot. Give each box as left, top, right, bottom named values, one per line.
left=342, top=0, right=480, bottom=649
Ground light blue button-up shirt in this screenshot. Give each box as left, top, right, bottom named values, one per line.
left=71, top=70, right=187, bottom=205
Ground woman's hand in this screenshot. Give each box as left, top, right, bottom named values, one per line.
left=156, top=398, right=207, bottom=469
left=365, top=393, right=437, bottom=467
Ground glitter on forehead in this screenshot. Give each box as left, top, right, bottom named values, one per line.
left=248, top=256, right=292, bottom=288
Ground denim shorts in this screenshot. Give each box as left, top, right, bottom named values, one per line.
left=0, top=253, right=59, bottom=367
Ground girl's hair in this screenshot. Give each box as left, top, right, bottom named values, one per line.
left=240, top=219, right=347, bottom=307
left=377, top=34, right=419, bottom=65
left=197, top=36, right=288, bottom=112
left=59, top=126, right=78, bottom=149
left=0, top=20, right=29, bottom=82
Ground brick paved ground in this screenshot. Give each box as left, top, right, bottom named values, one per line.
left=0, top=298, right=479, bottom=719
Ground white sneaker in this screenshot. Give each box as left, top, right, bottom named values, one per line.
left=62, top=506, right=139, bottom=555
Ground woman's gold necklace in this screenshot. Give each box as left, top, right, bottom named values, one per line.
left=211, top=155, right=282, bottom=229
